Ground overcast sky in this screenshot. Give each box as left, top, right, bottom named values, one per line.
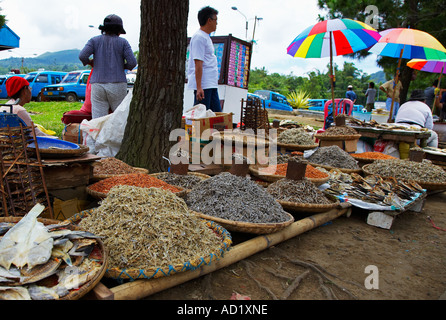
left=0, top=0, right=383, bottom=77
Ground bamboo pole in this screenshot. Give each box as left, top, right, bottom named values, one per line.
left=110, top=206, right=350, bottom=300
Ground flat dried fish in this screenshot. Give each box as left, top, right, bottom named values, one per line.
left=0, top=204, right=54, bottom=270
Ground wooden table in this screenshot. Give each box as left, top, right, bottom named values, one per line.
left=350, top=126, right=432, bottom=147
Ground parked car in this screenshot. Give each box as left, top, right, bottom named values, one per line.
left=0, top=73, right=26, bottom=99
left=253, top=90, right=293, bottom=112
left=24, top=71, right=67, bottom=101
left=308, top=99, right=329, bottom=112
left=42, top=70, right=91, bottom=102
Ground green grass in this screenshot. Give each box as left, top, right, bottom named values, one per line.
left=1, top=100, right=83, bottom=138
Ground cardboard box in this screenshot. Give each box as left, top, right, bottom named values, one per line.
left=63, top=123, right=83, bottom=144
left=186, top=112, right=233, bottom=139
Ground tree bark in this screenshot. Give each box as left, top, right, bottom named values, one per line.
left=117, top=0, right=189, bottom=172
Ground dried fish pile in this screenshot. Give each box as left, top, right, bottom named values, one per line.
left=155, top=173, right=203, bottom=190
left=364, top=159, right=446, bottom=184
left=0, top=204, right=103, bottom=300
left=267, top=179, right=332, bottom=204
left=78, top=185, right=226, bottom=270
left=324, top=173, right=424, bottom=209
left=307, top=146, right=360, bottom=170
left=186, top=172, right=290, bottom=223
left=318, top=126, right=358, bottom=136
left=277, top=128, right=315, bottom=145
left=93, top=157, right=140, bottom=175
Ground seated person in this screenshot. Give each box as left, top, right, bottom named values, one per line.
left=1, top=76, right=54, bottom=137
left=395, top=89, right=438, bottom=148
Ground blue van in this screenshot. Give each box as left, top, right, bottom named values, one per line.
left=24, top=71, right=67, bottom=101
left=253, top=90, right=293, bottom=112
left=0, top=74, right=26, bottom=99
left=43, top=70, right=90, bottom=102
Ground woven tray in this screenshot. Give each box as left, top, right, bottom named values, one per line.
left=315, top=134, right=362, bottom=141
left=351, top=153, right=397, bottom=164
left=249, top=164, right=330, bottom=186
left=91, top=167, right=149, bottom=181
left=86, top=184, right=187, bottom=200
left=149, top=172, right=211, bottom=191
left=27, top=144, right=90, bottom=159
left=0, top=216, right=107, bottom=301
left=362, top=164, right=446, bottom=191
left=67, top=209, right=232, bottom=281
left=276, top=142, right=319, bottom=151
left=308, top=162, right=362, bottom=174
left=193, top=210, right=294, bottom=235
left=277, top=199, right=340, bottom=213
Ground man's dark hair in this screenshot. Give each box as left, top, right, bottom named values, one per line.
left=99, top=24, right=121, bottom=36
left=369, top=82, right=375, bottom=88
left=198, top=6, right=218, bottom=26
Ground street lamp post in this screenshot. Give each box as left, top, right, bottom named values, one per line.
left=231, top=7, right=248, bottom=41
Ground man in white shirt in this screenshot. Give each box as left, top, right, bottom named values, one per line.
left=395, top=89, right=438, bottom=147
left=187, top=6, right=222, bottom=112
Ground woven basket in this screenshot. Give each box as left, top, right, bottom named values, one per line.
left=86, top=184, right=187, bottom=200
left=0, top=216, right=107, bottom=301
left=362, top=164, right=446, bottom=191
left=249, top=164, right=330, bottom=186
left=27, top=144, right=90, bottom=159
left=67, top=209, right=232, bottom=281
left=276, top=142, right=319, bottom=151
left=193, top=211, right=294, bottom=235
left=277, top=199, right=340, bottom=213
left=308, top=162, right=362, bottom=174
left=315, top=134, right=362, bottom=141
left=92, top=166, right=149, bottom=181
left=149, top=172, right=211, bottom=192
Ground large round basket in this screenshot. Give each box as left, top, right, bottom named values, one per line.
left=27, top=144, right=90, bottom=159
left=249, top=164, right=330, bottom=186
left=276, top=142, right=319, bottom=151
left=308, top=162, right=362, bottom=174
left=193, top=211, right=294, bottom=235
left=0, top=216, right=107, bottom=301
left=91, top=166, right=149, bottom=181
left=67, top=209, right=232, bottom=281
left=148, top=172, right=211, bottom=192
left=314, top=134, right=362, bottom=141
left=362, top=164, right=446, bottom=191
left=277, top=198, right=340, bottom=213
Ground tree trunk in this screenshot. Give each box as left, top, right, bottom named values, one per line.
left=116, top=0, right=189, bottom=173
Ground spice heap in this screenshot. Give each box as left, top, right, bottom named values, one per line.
left=352, top=152, right=397, bottom=160
left=307, top=145, right=360, bottom=170
left=267, top=179, right=333, bottom=204
left=275, top=152, right=303, bottom=164
left=155, top=173, right=204, bottom=190
left=93, top=157, right=141, bottom=175
left=277, top=128, right=315, bottom=145
left=78, top=185, right=227, bottom=270
left=318, top=126, right=358, bottom=136
left=261, top=163, right=328, bottom=179
left=88, top=173, right=181, bottom=194
left=364, top=159, right=446, bottom=184
left=186, top=172, right=290, bottom=224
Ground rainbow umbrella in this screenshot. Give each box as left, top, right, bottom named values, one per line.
left=407, top=58, right=446, bottom=114
left=369, top=28, right=446, bottom=121
left=287, top=18, right=381, bottom=115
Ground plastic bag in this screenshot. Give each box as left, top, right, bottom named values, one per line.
left=183, top=104, right=216, bottom=119
left=80, top=90, right=132, bottom=157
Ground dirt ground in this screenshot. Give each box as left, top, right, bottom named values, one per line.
left=143, top=113, right=446, bottom=301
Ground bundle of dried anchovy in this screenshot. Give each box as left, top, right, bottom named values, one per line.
left=78, top=185, right=224, bottom=270
left=155, top=173, right=203, bottom=189
left=267, top=178, right=332, bottom=204
left=307, top=146, right=360, bottom=169
left=318, top=126, right=358, bottom=136
left=277, top=128, right=315, bottom=145
left=93, top=157, right=140, bottom=175
left=186, top=172, right=290, bottom=223
left=365, top=159, right=446, bottom=183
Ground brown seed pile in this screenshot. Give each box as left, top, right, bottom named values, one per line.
left=267, top=178, right=332, bottom=204
left=93, top=157, right=140, bottom=175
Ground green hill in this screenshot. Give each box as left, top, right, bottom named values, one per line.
left=0, top=49, right=84, bottom=73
